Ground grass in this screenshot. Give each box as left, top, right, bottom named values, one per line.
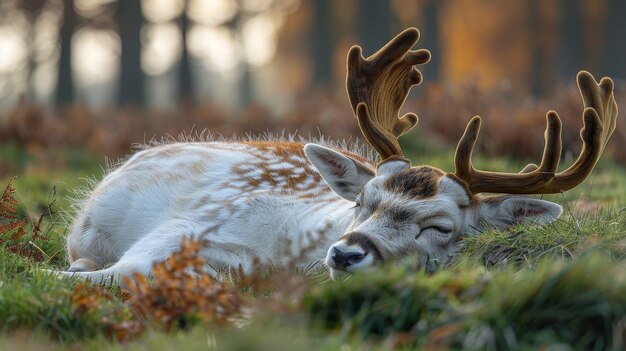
left=304, top=255, right=626, bottom=350
left=1, top=141, right=626, bottom=350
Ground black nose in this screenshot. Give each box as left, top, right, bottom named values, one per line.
left=332, top=247, right=365, bottom=269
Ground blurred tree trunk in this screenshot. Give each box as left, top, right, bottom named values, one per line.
left=236, top=24, right=253, bottom=108
left=240, top=66, right=253, bottom=108
left=56, top=0, right=76, bottom=106
left=559, top=0, right=584, bottom=79
left=357, top=0, right=391, bottom=54
left=178, top=0, right=193, bottom=103
left=311, top=0, right=332, bottom=88
left=420, top=0, right=440, bottom=82
left=529, top=0, right=558, bottom=97
left=225, top=2, right=253, bottom=108
left=16, top=0, right=47, bottom=101
left=529, top=0, right=542, bottom=96
left=116, top=0, right=145, bottom=106
left=602, top=0, right=626, bottom=79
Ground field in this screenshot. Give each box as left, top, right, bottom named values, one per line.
left=1, top=135, right=626, bottom=351
left=2, top=0, right=626, bottom=348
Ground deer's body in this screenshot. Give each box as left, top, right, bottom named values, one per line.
left=66, top=141, right=360, bottom=280
left=58, top=27, right=617, bottom=283
left=64, top=139, right=561, bottom=282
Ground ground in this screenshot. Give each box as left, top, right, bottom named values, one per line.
left=1, top=138, right=626, bottom=350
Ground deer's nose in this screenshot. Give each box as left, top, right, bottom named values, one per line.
left=331, top=247, right=365, bottom=269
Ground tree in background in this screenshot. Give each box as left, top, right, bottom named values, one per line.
left=56, top=0, right=76, bottom=106
left=419, top=0, right=441, bottom=83
left=116, top=0, right=145, bottom=106
left=603, top=0, right=626, bottom=80
left=311, top=0, right=332, bottom=89
left=2, top=0, right=626, bottom=110
left=220, top=3, right=253, bottom=108
left=528, top=0, right=558, bottom=97
left=15, top=0, right=48, bottom=102
left=178, top=0, right=193, bottom=103
left=357, top=0, right=390, bottom=55
left=559, top=0, right=584, bottom=79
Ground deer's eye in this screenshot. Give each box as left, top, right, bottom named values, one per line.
left=418, top=226, right=453, bottom=237
left=433, top=226, right=453, bottom=234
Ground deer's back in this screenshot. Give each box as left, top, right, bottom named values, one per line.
left=67, top=141, right=361, bottom=264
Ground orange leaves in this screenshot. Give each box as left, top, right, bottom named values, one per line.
left=0, top=178, right=50, bottom=262
left=71, top=282, right=112, bottom=318
left=70, top=282, right=141, bottom=342
left=123, top=238, right=244, bottom=332
left=1, top=178, right=296, bottom=342
left=66, top=239, right=245, bottom=342
left=0, top=220, right=26, bottom=241
left=0, top=178, right=26, bottom=237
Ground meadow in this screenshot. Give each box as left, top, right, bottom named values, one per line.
left=2, top=0, right=626, bottom=349
left=1, top=130, right=626, bottom=350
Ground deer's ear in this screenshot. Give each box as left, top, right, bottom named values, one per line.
left=478, top=196, right=562, bottom=228
left=304, top=144, right=375, bottom=201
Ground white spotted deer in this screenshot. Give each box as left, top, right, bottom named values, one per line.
left=59, top=28, right=618, bottom=283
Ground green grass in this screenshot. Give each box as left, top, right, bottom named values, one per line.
left=304, top=255, right=626, bottom=350
left=1, top=142, right=626, bottom=350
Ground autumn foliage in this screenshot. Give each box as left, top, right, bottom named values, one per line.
left=61, top=239, right=244, bottom=342
left=0, top=180, right=243, bottom=341
left=1, top=81, right=624, bottom=171
left=123, top=239, right=243, bottom=332
left=0, top=178, right=49, bottom=262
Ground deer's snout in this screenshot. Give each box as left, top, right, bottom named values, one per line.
left=331, top=247, right=365, bottom=269
left=325, top=232, right=382, bottom=278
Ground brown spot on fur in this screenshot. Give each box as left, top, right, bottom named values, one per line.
left=242, top=141, right=374, bottom=167
left=231, top=142, right=367, bottom=197
left=371, top=204, right=412, bottom=222
left=384, top=166, right=444, bottom=199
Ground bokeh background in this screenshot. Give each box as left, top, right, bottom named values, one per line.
left=0, top=0, right=625, bottom=171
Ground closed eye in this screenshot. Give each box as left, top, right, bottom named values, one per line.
left=419, top=226, right=453, bottom=236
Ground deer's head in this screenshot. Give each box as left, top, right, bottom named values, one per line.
left=304, top=28, right=618, bottom=278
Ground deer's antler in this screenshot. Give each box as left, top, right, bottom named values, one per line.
left=346, top=27, right=430, bottom=162
left=454, top=71, right=618, bottom=194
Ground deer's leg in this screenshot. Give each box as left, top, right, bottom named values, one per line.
left=57, top=219, right=200, bottom=285
left=68, top=258, right=101, bottom=272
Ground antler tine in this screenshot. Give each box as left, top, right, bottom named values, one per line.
left=453, top=71, right=618, bottom=195
left=346, top=27, right=431, bottom=162
left=454, top=112, right=562, bottom=194
left=542, top=71, right=618, bottom=192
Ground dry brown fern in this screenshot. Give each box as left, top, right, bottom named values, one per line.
left=0, top=178, right=26, bottom=239
left=70, top=282, right=141, bottom=342
left=0, top=178, right=51, bottom=262
left=123, top=238, right=244, bottom=331
left=68, top=229, right=326, bottom=341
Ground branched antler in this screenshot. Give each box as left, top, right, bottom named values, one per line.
left=346, top=27, right=430, bottom=162
left=454, top=71, right=618, bottom=194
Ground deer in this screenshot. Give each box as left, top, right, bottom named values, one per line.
left=56, top=28, right=617, bottom=283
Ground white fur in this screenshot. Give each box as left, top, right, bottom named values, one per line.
left=59, top=141, right=562, bottom=283
left=63, top=142, right=356, bottom=283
